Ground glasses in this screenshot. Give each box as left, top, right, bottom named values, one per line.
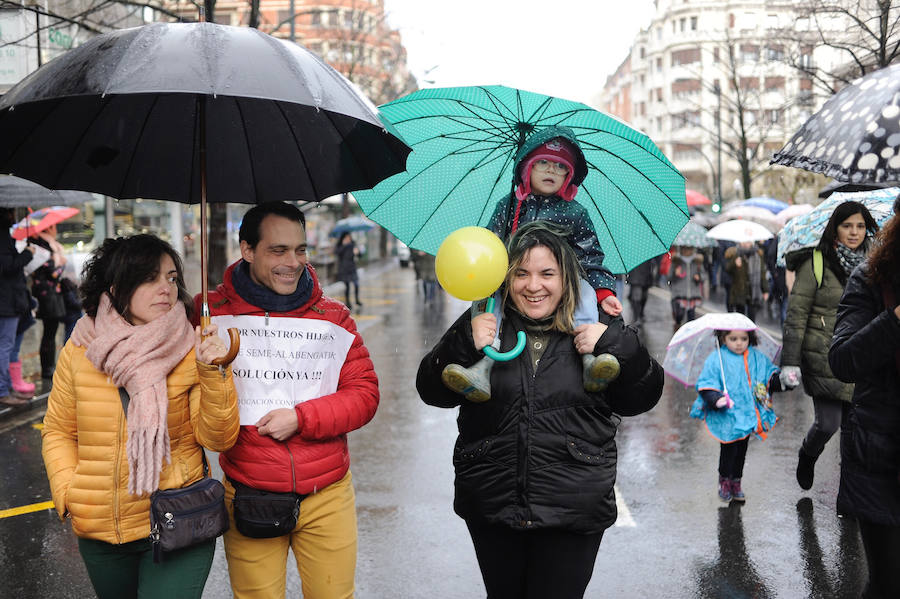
left=532, top=159, right=570, bottom=175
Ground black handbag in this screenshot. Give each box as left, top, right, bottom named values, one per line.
left=230, top=477, right=305, bottom=539
left=149, top=475, right=229, bottom=562
left=118, top=389, right=229, bottom=562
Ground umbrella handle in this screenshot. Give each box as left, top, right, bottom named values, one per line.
left=201, top=315, right=241, bottom=366
left=482, top=297, right=526, bottom=362
left=483, top=332, right=526, bottom=362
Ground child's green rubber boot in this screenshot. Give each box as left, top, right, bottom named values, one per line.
left=442, top=357, right=493, bottom=403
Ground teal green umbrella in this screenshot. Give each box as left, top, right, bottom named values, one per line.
left=673, top=220, right=717, bottom=249
left=353, top=85, right=687, bottom=274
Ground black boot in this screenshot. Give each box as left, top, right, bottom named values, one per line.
left=796, top=447, right=817, bottom=491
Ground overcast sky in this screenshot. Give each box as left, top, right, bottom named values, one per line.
left=382, top=0, right=656, bottom=106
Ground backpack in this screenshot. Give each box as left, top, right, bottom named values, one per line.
left=812, top=249, right=823, bottom=289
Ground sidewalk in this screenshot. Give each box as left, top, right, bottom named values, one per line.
left=1, top=255, right=402, bottom=420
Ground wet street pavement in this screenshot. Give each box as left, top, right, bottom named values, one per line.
left=0, top=261, right=869, bottom=598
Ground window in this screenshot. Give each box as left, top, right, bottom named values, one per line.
left=739, top=76, right=760, bottom=90
left=764, top=76, right=784, bottom=92
left=672, top=47, right=701, bottom=66
left=713, top=47, right=719, bottom=63
left=680, top=18, right=686, bottom=32
left=656, top=88, right=664, bottom=102
left=656, top=57, right=663, bottom=72
left=765, top=109, right=781, bottom=125
left=691, top=16, right=698, bottom=30
left=800, top=48, right=814, bottom=70
left=740, top=44, right=759, bottom=63
left=672, top=110, right=701, bottom=129
left=343, top=10, right=354, bottom=28
left=640, top=46, right=646, bottom=59
left=766, top=45, right=784, bottom=61
left=310, top=10, right=321, bottom=26
left=671, top=78, right=701, bottom=98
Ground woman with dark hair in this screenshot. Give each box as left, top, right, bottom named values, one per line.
left=782, top=201, right=878, bottom=491
left=41, top=234, right=239, bottom=599
left=829, top=204, right=900, bottom=598
left=335, top=231, right=362, bottom=309
left=416, top=221, right=663, bottom=599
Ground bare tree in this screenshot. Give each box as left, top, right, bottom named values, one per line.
left=677, top=35, right=787, bottom=200
left=783, top=0, right=900, bottom=93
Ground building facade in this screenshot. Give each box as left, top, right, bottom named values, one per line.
left=599, top=0, right=854, bottom=205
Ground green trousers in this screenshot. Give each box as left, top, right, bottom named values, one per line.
left=77, top=536, right=215, bottom=599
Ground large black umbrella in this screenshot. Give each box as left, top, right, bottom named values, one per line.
left=0, top=21, right=410, bottom=361
left=771, top=63, right=900, bottom=184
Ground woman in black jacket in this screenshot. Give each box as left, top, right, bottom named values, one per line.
left=829, top=208, right=900, bottom=599
left=416, top=221, right=664, bottom=599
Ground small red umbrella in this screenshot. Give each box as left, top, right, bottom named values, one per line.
left=11, top=206, right=79, bottom=240
left=685, top=189, right=713, bottom=207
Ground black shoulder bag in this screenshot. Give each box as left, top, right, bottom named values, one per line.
left=118, top=388, right=230, bottom=562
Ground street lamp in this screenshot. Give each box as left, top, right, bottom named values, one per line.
left=713, top=81, right=723, bottom=212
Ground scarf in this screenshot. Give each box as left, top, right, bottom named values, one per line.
left=70, top=294, right=195, bottom=496
left=231, top=260, right=313, bottom=313
left=739, top=246, right=762, bottom=303
left=834, top=242, right=867, bottom=276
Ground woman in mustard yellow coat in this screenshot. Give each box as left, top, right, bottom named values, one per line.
left=42, top=235, right=239, bottom=599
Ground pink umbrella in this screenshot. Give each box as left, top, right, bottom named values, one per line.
left=11, top=206, right=79, bottom=240
left=686, top=189, right=713, bottom=207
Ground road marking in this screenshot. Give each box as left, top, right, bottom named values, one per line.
left=0, top=501, right=55, bottom=519
left=614, top=484, right=636, bottom=527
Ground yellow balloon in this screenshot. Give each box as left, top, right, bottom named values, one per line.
left=435, top=227, right=508, bottom=301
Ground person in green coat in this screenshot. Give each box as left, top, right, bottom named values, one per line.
left=781, top=201, right=878, bottom=490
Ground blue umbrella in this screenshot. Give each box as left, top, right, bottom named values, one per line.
left=777, top=187, right=900, bottom=267
left=330, top=216, right=376, bottom=237
left=731, top=197, right=789, bottom=214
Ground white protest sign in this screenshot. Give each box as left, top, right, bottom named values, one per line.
left=212, top=314, right=354, bottom=425
left=15, top=240, right=50, bottom=276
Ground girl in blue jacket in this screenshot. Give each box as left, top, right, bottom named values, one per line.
left=691, top=328, right=785, bottom=502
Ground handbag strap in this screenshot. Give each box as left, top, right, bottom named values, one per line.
left=118, top=387, right=210, bottom=477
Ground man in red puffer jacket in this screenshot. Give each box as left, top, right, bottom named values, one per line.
left=194, top=201, right=378, bottom=599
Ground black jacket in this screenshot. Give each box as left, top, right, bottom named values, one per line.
left=0, top=229, right=33, bottom=318
left=416, top=309, right=663, bottom=534
left=829, top=265, right=900, bottom=525
left=335, top=241, right=358, bottom=282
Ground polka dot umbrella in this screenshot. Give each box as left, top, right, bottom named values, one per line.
left=771, top=63, right=900, bottom=184
left=353, top=86, right=688, bottom=274
left=776, top=187, right=899, bottom=267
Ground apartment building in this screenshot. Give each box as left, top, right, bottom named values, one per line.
left=599, top=0, right=853, bottom=204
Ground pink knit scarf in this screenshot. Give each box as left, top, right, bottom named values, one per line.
left=71, top=294, right=195, bottom=496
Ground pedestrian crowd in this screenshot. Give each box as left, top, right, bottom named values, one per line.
left=1, top=141, right=896, bottom=598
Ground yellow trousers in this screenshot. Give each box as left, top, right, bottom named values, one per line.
left=223, top=471, right=358, bottom=599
